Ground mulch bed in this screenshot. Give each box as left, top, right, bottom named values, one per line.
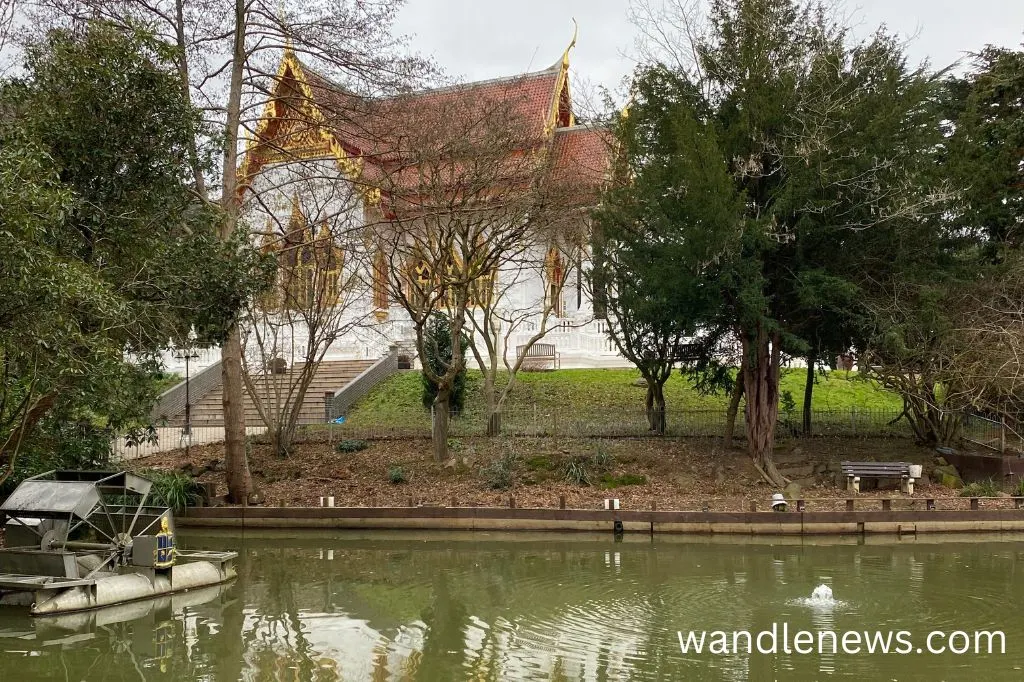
left=127, top=435, right=1008, bottom=513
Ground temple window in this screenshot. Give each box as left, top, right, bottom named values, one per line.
left=545, top=247, right=566, bottom=318
left=276, top=198, right=344, bottom=311
left=372, top=250, right=389, bottom=310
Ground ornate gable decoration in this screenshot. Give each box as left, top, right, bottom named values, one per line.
left=238, top=50, right=362, bottom=196
left=544, top=21, right=578, bottom=136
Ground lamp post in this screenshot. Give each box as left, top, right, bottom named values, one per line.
left=173, top=335, right=200, bottom=458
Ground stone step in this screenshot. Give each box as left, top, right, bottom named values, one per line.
left=163, top=359, right=374, bottom=427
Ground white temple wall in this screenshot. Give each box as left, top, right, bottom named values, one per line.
left=160, top=162, right=627, bottom=376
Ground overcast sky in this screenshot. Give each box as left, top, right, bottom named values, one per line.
left=394, top=0, right=1024, bottom=98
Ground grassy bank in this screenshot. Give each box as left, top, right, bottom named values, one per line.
left=343, top=368, right=901, bottom=430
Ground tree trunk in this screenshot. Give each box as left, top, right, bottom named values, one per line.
left=218, top=0, right=250, bottom=503
left=802, top=351, right=816, bottom=435
left=724, top=378, right=744, bottom=449
left=173, top=0, right=206, bottom=197
left=432, top=388, right=451, bottom=462
left=0, top=390, right=58, bottom=486
left=486, top=410, right=502, bottom=437
left=221, top=326, right=252, bottom=501
left=483, top=373, right=501, bottom=436
left=644, top=379, right=666, bottom=435
left=742, top=328, right=786, bottom=487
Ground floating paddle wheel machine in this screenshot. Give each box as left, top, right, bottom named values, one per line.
left=0, top=471, right=236, bottom=615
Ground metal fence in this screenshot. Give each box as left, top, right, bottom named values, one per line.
left=961, top=412, right=1024, bottom=454
left=112, top=405, right=914, bottom=460
left=325, top=405, right=912, bottom=440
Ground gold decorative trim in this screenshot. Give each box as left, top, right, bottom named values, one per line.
left=238, top=49, right=372, bottom=201
left=544, top=20, right=578, bottom=136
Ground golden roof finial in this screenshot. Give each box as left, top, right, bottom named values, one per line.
left=621, top=84, right=637, bottom=119
left=259, top=218, right=279, bottom=253
left=317, top=220, right=332, bottom=243
left=288, top=194, right=305, bottom=235
left=562, top=18, right=578, bottom=69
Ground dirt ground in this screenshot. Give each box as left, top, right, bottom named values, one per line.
left=129, top=435, right=1006, bottom=513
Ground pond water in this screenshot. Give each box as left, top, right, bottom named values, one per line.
left=1, top=531, right=1023, bottom=680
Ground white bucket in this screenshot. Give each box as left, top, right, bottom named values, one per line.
left=908, top=464, right=922, bottom=478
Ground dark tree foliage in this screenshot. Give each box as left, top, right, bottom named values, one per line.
left=0, top=21, right=269, bottom=485
left=594, top=66, right=741, bottom=434
left=854, top=44, right=1024, bottom=443
left=421, top=313, right=468, bottom=416
left=946, top=46, right=1024, bottom=256
left=602, top=0, right=948, bottom=482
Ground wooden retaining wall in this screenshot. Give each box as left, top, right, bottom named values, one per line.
left=179, top=504, right=1024, bottom=536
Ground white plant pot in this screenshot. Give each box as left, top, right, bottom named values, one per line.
left=908, top=464, right=923, bottom=478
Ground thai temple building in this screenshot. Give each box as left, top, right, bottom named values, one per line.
left=162, top=37, right=621, bottom=389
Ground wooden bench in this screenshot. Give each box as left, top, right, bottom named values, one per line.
left=517, top=343, right=560, bottom=370
left=841, top=461, right=915, bottom=494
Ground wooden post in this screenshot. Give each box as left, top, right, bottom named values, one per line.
left=846, top=499, right=855, bottom=512
left=559, top=495, right=566, bottom=510
left=749, top=501, right=757, bottom=512
left=1000, top=417, right=1007, bottom=454
left=449, top=497, right=457, bottom=508
left=324, top=392, right=334, bottom=422
left=509, top=496, right=515, bottom=509
left=970, top=497, right=980, bottom=511
left=881, top=499, right=892, bottom=512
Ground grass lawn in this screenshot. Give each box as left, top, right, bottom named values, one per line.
left=343, top=367, right=901, bottom=429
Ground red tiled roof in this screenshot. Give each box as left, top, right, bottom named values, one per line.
left=552, top=125, right=613, bottom=185
left=245, top=55, right=610, bottom=201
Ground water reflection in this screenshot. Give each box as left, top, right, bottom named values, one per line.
left=0, top=532, right=1022, bottom=680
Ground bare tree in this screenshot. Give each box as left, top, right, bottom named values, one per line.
left=369, top=84, right=578, bottom=462
left=865, top=262, right=1024, bottom=444
left=240, top=160, right=371, bottom=456
left=465, top=235, right=586, bottom=436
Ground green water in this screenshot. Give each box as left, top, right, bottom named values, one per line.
left=1, top=532, right=1023, bottom=680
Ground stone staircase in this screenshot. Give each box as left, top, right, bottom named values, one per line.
left=166, top=360, right=375, bottom=427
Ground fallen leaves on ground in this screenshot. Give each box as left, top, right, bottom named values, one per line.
left=126, top=436, right=1005, bottom=512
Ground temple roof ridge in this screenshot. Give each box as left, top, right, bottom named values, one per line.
left=290, top=53, right=561, bottom=103
left=391, top=64, right=561, bottom=98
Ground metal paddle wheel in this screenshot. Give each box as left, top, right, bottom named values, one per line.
left=0, top=471, right=236, bottom=615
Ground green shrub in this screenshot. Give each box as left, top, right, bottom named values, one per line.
left=592, top=446, right=615, bottom=471
left=600, top=473, right=648, bottom=489
left=388, top=466, right=407, bottom=484
left=335, top=439, right=369, bottom=453
left=483, top=451, right=519, bottom=490
left=142, top=469, right=203, bottom=510
left=525, top=455, right=557, bottom=472
left=563, top=456, right=591, bottom=486
left=421, top=313, right=468, bottom=414
left=960, top=479, right=1000, bottom=497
